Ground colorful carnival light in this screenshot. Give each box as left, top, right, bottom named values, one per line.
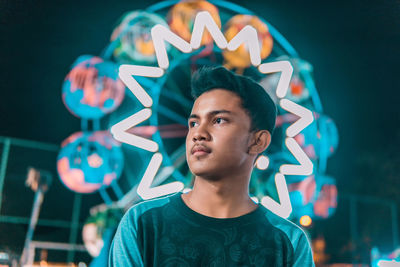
left=289, top=175, right=316, bottom=207
left=299, top=215, right=312, bottom=227
left=62, top=55, right=125, bottom=119
left=167, top=0, right=221, bottom=46
left=57, top=131, right=124, bottom=193
left=371, top=247, right=400, bottom=267
left=313, top=176, right=337, bottom=219
left=261, top=57, right=312, bottom=102
left=110, top=11, right=170, bottom=64
left=223, top=14, right=273, bottom=69
left=288, top=174, right=337, bottom=219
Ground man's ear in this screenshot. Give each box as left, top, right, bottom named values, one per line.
left=248, top=130, right=271, bottom=155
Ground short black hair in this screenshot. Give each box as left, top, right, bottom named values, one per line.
left=191, top=66, right=276, bottom=134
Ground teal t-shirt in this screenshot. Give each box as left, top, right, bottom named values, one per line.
left=109, top=192, right=314, bottom=266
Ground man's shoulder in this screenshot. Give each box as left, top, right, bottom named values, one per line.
left=260, top=206, right=311, bottom=249
left=122, top=193, right=176, bottom=227
left=110, top=193, right=178, bottom=266
left=260, top=208, right=315, bottom=266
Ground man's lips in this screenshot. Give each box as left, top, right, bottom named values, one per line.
left=191, top=145, right=211, bottom=155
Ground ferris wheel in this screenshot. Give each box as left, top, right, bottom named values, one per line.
left=59, top=0, right=338, bottom=225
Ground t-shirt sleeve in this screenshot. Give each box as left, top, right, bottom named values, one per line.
left=292, top=231, right=315, bottom=267
left=108, top=208, right=144, bottom=267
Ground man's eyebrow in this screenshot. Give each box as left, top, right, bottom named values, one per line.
left=188, top=110, right=233, bottom=119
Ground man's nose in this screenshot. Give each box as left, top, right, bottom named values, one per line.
left=192, top=124, right=210, bottom=141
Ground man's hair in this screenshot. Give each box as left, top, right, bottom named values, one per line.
left=191, top=66, right=277, bottom=134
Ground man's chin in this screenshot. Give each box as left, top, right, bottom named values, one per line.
left=190, top=169, right=223, bottom=181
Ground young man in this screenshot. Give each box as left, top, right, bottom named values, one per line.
left=109, top=66, right=315, bottom=266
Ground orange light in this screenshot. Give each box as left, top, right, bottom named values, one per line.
left=299, top=215, right=312, bottom=227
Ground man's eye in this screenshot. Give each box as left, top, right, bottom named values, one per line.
left=189, top=121, right=197, bottom=127
left=214, top=118, right=227, bottom=124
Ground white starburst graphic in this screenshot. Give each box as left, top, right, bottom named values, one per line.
left=111, top=11, right=314, bottom=218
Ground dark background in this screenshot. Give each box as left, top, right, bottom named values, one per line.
left=0, top=0, right=399, bottom=264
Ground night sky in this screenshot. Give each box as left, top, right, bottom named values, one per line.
left=0, top=0, right=399, bottom=264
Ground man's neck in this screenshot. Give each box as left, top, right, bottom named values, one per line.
left=181, top=176, right=258, bottom=219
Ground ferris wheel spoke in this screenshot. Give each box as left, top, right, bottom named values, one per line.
left=160, top=88, right=193, bottom=110
left=157, top=104, right=188, bottom=126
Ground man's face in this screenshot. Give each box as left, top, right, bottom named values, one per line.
left=186, top=89, right=254, bottom=179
